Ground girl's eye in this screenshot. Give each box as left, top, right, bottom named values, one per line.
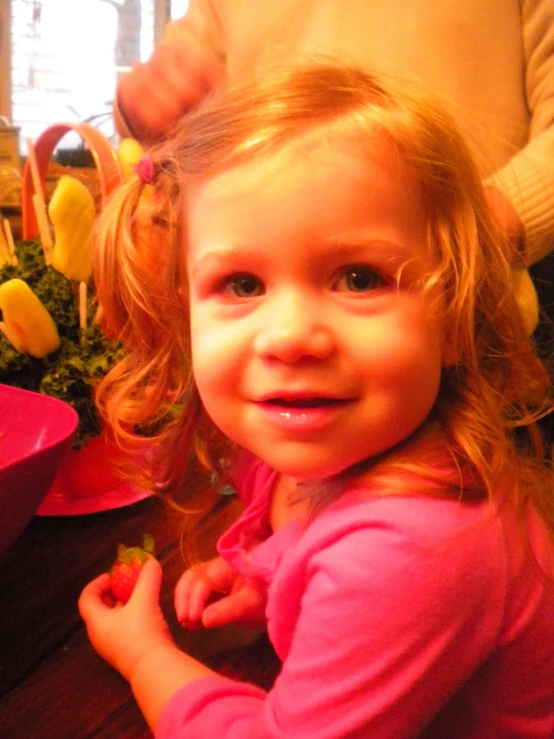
left=224, top=273, right=264, bottom=298
left=336, top=266, right=384, bottom=293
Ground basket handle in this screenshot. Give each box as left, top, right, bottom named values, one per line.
left=22, top=122, right=124, bottom=240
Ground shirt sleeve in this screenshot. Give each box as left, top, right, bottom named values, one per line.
left=156, top=503, right=507, bottom=739
left=486, top=0, right=554, bottom=265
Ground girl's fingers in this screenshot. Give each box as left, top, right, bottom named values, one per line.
left=203, top=557, right=235, bottom=591
left=174, top=568, right=198, bottom=624
left=177, top=572, right=214, bottom=628
left=188, top=574, right=216, bottom=624
left=82, top=572, right=112, bottom=598
left=202, top=590, right=254, bottom=628
left=78, top=573, right=113, bottom=619
left=175, top=558, right=234, bottom=629
left=203, top=585, right=266, bottom=629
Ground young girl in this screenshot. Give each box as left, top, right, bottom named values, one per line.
left=79, top=61, right=554, bottom=738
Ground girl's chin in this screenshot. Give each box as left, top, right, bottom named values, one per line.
left=258, top=455, right=358, bottom=482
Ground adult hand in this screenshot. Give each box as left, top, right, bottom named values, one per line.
left=117, top=24, right=224, bottom=143
left=79, top=558, right=175, bottom=681
left=175, top=556, right=267, bottom=630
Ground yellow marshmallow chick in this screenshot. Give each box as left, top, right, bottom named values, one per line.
left=0, top=278, right=60, bottom=358
left=117, top=138, right=145, bottom=181
left=513, top=268, right=539, bottom=336
left=49, top=176, right=96, bottom=283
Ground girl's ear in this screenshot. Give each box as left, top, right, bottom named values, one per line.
left=177, top=283, right=189, bottom=306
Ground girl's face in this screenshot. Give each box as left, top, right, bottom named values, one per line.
left=186, top=132, right=450, bottom=481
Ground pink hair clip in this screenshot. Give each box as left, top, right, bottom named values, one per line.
left=134, top=153, right=156, bottom=185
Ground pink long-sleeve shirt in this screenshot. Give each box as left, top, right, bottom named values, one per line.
left=156, top=455, right=554, bottom=738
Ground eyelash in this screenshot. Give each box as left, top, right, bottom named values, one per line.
left=220, top=273, right=265, bottom=298
left=214, top=265, right=388, bottom=299
left=333, top=265, right=387, bottom=293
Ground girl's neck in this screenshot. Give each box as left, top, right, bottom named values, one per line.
left=267, top=424, right=481, bottom=530
left=269, top=475, right=307, bottom=531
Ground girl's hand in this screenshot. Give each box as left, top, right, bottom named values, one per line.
left=175, top=556, right=267, bottom=630
left=79, top=558, right=175, bottom=682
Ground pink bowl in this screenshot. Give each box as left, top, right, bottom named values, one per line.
left=0, top=383, right=78, bottom=555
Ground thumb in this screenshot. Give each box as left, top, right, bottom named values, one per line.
left=203, top=586, right=261, bottom=628
left=202, top=592, right=243, bottom=628
left=130, top=557, right=163, bottom=606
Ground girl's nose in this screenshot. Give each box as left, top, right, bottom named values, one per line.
left=253, top=294, right=334, bottom=363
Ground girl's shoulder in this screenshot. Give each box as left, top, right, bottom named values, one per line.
left=314, top=487, right=500, bottom=544
left=299, top=483, right=551, bottom=581
left=295, top=487, right=554, bottom=609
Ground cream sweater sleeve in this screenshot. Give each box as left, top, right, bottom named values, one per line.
left=488, top=0, right=554, bottom=265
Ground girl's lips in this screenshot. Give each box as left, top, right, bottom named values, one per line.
left=254, top=398, right=352, bottom=430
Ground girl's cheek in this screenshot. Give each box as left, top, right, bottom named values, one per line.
left=191, top=328, right=240, bottom=389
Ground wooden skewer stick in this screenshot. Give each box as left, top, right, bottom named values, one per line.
left=79, top=281, right=87, bottom=333
left=26, top=137, right=45, bottom=203
left=3, top=219, right=18, bottom=266
left=0, top=220, right=10, bottom=265
left=26, top=138, right=53, bottom=264
left=93, top=303, right=104, bottom=325
left=32, top=193, right=53, bottom=265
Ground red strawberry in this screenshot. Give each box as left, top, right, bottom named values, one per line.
left=110, top=534, right=155, bottom=604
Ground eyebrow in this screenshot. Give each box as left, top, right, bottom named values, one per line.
left=327, top=238, right=412, bottom=258
left=326, top=239, right=429, bottom=288
left=190, top=238, right=417, bottom=278
left=190, top=249, right=242, bottom=278
left=323, top=239, right=423, bottom=277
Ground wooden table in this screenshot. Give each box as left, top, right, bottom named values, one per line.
left=0, top=493, right=280, bottom=738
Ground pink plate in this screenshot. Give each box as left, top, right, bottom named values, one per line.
left=36, top=479, right=152, bottom=516
left=36, top=428, right=152, bottom=516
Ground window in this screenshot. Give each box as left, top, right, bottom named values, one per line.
left=3, top=0, right=189, bottom=151
left=0, top=0, right=11, bottom=120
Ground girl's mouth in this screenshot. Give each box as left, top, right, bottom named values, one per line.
left=265, top=397, right=342, bottom=408
left=255, top=397, right=353, bottom=431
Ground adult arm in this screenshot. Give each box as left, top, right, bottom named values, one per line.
left=486, top=0, right=554, bottom=266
